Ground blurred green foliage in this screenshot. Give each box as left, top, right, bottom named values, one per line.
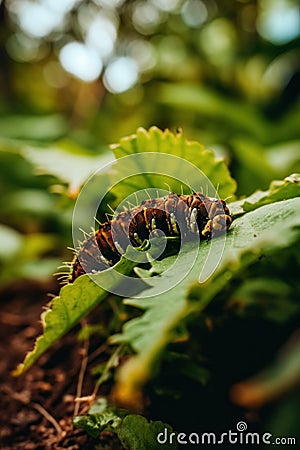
left=0, top=0, right=299, bottom=446
left=0, top=0, right=299, bottom=192
left=0, top=1, right=298, bottom=287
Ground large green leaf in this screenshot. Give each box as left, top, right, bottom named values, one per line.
left=110, top=127, right=237, bottom=200
left=111, top=198, right=300, bottom=405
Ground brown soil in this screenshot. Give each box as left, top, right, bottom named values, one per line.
left=0, top=280, right=123, bottom=450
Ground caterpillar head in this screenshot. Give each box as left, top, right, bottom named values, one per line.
left=201, top=214, right=232, bottom=240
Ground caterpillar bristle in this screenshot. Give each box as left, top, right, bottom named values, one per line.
left=79, top=228, right=91, bottom=239
left=57, top=263, right=73, bottom=269
left=57, top=274, right=71, bottom=285
left=57, top=272, right=71, bottom=277
left=67, top=246, right=77, bottom=253
left=105, top=213, right=114, bottom=222
left=127, top=201, right=136, bottom=209
left=144, top=189, right=152, bottom=200
left=164, top=182, right=172, bottom=193
left=54, top=271, right=71, bottom=276
left=133, top=192, right=139, bottom=206
left=107, top=204, right=115, bottom=214
left=94, top=217, right=103, bottom=227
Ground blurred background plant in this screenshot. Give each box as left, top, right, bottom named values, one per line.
left=0, top=0, right=299, bottom=288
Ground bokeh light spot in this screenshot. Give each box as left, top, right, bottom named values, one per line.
left=181, top=0, right=208, bottom=28
left=104, top=57, right=138, bottom=93
left=257, top=0, right=300, bottom=44
left=127, top=40, right=157, bottom=72
left=59, top=42, right=103, bottom=82
left=86, top=14, right=118, bottom=59
left=151, top=0, right=181, bottom=12
left=133, top=2, right=163, bottom=35
left=16, top=1, right=63, bottom=38
left=92, top=0, right=126, bottom=8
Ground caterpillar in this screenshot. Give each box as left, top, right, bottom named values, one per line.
left=70, top=192, right=232, bottom=282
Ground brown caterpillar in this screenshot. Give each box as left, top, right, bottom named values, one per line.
left=70, top=192, right=232, bottom=282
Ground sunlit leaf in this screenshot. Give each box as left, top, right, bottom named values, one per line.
left=0, top=224, right=23, bottom=260
left=25, top=141, right=114, bottom=195
left=110, top=127, right=237, bottom=200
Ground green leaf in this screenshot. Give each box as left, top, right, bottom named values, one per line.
left=74, top=398, right=177, bottom=449
left=2, top=189, right=56, bottom=216
left=265, top=140, right=300, bottom=174
left=0, top=232, right=60, bottom=288
left=73, top=398, right=123, bottom=438
left=242, top=173, right=300, bottom=212
left=110, top=127, right=237, bottom=200
left=111, top=198, right=300, bottom=403
left=155, top=83, right=269, bottom=142
left=0, top=224, right=23, bottom=260
left=13, top=252, right=137, bottom=376
left=24, top=141, right=114, bottom=194
left=117, top=415, right=177, bottom=450
left=0, top=114, right=67, bottom=140
left=229, top=173, right=300, bottom=216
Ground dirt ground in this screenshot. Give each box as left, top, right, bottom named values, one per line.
left=0, top=280, right=123, bottom=450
